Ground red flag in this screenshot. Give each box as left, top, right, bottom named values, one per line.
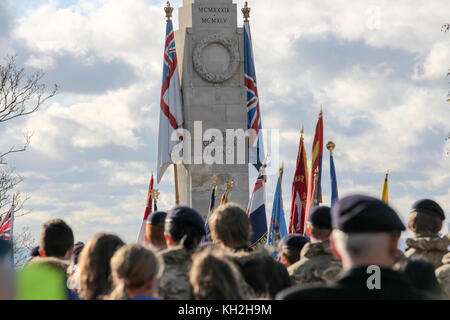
left=137, top=175, right=153, bottom=244
left=289, top=129, right=309, bottom=234
left=304, top=109, right=324, bottom=234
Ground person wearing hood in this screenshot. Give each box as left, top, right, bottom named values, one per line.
left=405, top=199, right=449, bottom=269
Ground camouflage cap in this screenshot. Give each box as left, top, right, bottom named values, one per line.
left=411, top=199, right=445, bottom=221
left=331, top=195, right=406, bottom=233
left=308, top=206, right=332, bottom=229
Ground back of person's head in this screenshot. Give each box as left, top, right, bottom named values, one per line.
left=39, top=219, right=74, bottom=258
left=165, top=206, right=205, bottom=252
left=278, top=234, right=309, bottom=266
left=395, top=258, right=442, bottom=298
left=307, top=206, right=332, bottom=241
left=190, top=249, right=243, bottom=300
left=209, top=203, right=250, bottom=249
left=78, top=233, right=124, bottom=300
left=408, top=199, right=445, bottom=235
left=0, top=240, right=14, bottom=300
left=109, top=244, right=163, bottom=300
left=146, top=211, right=167, bottom=250
left=234, top=249, right=292, bottom=299
left=331, top=195, right=406, bottom=269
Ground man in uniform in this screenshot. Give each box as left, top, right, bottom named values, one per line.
left=277, top=195, right=433, bottom=300
left=405, top=199, right=449, bottom=269
left=288, top=206, right=342, bottom=286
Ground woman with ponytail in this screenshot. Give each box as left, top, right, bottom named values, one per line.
left=109, top=244, right=163, bottom=300
left=157, top=206, right=206, bottom=300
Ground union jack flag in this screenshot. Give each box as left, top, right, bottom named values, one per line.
left=157, top=18, right=184, bottom=183
left=244, top=21, right=265, bottom=171
left=0, top=205, right=14, bottom=241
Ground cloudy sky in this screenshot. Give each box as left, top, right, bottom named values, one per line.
left=1, top=0, right=449, bottom=245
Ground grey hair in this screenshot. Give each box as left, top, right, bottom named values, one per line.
left=332, top=229, right=391, bottom=257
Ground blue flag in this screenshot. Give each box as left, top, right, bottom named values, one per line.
left=330, top=154, right=339, bottom=206
left=267, top=166, right=288, bottom=255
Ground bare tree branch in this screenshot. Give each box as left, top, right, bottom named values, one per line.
left=0, top=55, right=58, bottom=123
left=0, top=55, right=58, bottom=219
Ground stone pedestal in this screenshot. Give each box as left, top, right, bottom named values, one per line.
left=175, top=0, right=249, bottom=219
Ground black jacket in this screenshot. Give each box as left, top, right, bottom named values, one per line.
left=276, top=266, right=434, bottom=300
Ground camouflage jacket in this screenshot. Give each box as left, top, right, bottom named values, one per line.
left=288, top=240, right=342, bottom=287
left=157, top=246, right=193, bottom=300
left=405, top=234, right=450, bottom=269
left=435, top=252, right=450, bottom=300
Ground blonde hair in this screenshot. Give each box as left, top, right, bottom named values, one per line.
left=209, top=203, right=250, bottom=249
left=109, top=244, right=163, bottom=300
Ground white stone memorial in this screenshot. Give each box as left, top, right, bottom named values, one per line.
left=174, top=0, right=249, bottom=219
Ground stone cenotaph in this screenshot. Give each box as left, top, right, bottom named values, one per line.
left=174, top=0, right=249, bottom=218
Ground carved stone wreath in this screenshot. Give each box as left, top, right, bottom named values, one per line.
left=193, top=34, right=239, bottom=83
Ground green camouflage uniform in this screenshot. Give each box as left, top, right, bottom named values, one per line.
left=157, top=246, right=193, bottom=300
left=405, top=234, right=450, bottom=269
left=435, top=252, right=450, bottom=300
left=288, top=240, right=342, bottom=287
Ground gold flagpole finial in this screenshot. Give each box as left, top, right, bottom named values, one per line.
left=242, top=2, right=250, bottom=22
left=281, top=160, right=284, bottom=171
left=151, top=189, right=160, bottom=204
left=385, top=169, right=389, bottom=177
left=301, top=125, right=304, bottom=136
left=165, top=1, right=173, bottom=21
left=212, top=175, right=218, bottom=187
left=320, top=104, right=323, bottom=114
left=327, top=141, right=335, bottom=155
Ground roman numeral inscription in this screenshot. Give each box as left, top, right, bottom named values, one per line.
left=199, top=7, right=230, bottom=24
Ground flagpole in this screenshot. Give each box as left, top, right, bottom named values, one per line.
left=164, top=2, right=181, bottom=206
left=174, top=164, right=180, bottom=205
left=11, top=195, right=15, bottom=267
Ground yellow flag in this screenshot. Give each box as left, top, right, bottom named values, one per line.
left=381, top=170, right=389, bottom=204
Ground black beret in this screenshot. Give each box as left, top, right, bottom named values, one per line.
left=279, top=234, right=309, bottom=251
left=308, top=206, right=332, bottom=229
left=411, top=199, right=445, bottom=220
left=147, top=211, right=168, bottom=226
left=166, top=206, right=206, bottom=235
left=331, top=195, right=406, bottom=233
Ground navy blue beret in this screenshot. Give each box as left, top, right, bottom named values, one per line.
left=331, top=195, right=406, bottom=233
left=147, top=211, right=167, bottom=226
left=308, top=206, right=332, bottom=229
left=279, top=234, right=309, bottom=251
left=411, top=199, right=445, bottom=220
left=166, top=206, right=206, bottom=235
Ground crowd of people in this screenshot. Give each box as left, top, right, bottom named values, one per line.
left=0, top=194, right=449, bottom=300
